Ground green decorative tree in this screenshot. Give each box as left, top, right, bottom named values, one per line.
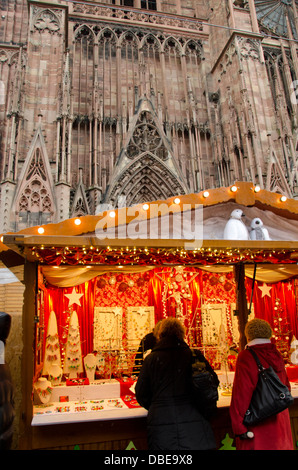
left=219, top=433, right=236, bottom=450
left=125, top=441, right=137, bottom=450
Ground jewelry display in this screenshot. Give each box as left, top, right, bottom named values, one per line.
left=155, top=267, right=199, bottom=345
left=48, top=363, right=63, bottom=386
left=123, top=395, right=139, bottom=407
left=125, top=307, right=155, bottom=349
left=96, top=352, right=106, bottom=375
left=94, top=307, right=123, bottom=350
left=63, top=311, right=83, bottom=379
left=34, top=377, right=53, bottom=405
left=32, top=397, right=138, bottom=418
left=84, top=353, right=97, bottom=381
left=42, top=311, right=61, bottom=376
left=34, top=267, right=273, bottom=428
left=290, top=337, right=298, bottom=365
left=56, top=406, right=70, bottom=413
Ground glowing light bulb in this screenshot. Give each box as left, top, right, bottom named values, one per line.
left=74, top=218, right=81, bottom=225
left=38, top=227, right=44, bottom=234
left=230, top=185, right=237, bottom=193
left=174, top=197, right=180, bottom=204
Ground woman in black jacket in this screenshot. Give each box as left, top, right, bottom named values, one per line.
left=0, top=312, right=15, bottom=450
left=135, top=317, right=216, bottom=450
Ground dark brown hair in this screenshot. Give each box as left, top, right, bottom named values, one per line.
left=157, top=317, right=185, bottom=341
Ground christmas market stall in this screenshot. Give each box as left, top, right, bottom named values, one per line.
left=2, top=182, right=298, bottom=450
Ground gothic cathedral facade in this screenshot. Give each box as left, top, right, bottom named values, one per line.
left=0, top=0, right=298, bottom=232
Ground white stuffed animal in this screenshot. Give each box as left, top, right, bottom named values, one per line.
left=223, top=209, right=249, bottom=240
left=249, top=217, right=270, bottom=240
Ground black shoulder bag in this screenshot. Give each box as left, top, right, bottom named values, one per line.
left=191, top=350, right=219, bottom=419
left=243, top=347, right=294, bottom=426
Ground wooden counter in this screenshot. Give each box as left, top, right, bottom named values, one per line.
left=26, top=374, right=298, bottom=450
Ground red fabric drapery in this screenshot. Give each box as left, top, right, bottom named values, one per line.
left=148, top=267, right=202, bottom=336
left=41, top=269, right=298, bottom=368
left=43, top=278, right=96, bottom=358
left=245, top=277, right=298, bottom=346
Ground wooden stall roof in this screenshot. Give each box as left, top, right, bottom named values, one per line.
left=1, top=182, right=298, bottom=267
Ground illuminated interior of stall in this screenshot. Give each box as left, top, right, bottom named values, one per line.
left=36, top=262, right=298, bottom=382
left=1, top=182, right=298, bottom=392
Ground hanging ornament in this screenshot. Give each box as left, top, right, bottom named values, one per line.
left=258, top=283, right=272, bottom=298
left=64, top=287, right=84, bottom=307
left=119, top=282, right=128, bottom=292
left=209, top=276, right=219, bottom=286
left=128, top=279, right=134, bottom=287
left=137, top=277, right=145, bottom=287
left=109, top=276, right=116, bottom=285
left=116, top=274, right=124, bottom=282
left=97, top=278, right=107, bottom=289
left=224, top=281, right=233, bottom=292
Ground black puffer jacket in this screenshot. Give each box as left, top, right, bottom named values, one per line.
left=0, top=364, right=14, bottom=450
left=135, top=336, right=216, bottom=450
left=0, top=312, right=14, bottom=450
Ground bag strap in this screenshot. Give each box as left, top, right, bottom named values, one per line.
left=246, top=346, right=264, bottom=372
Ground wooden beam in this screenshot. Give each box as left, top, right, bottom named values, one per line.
left=234, top=262, right=249, bottom=351
left=18, top=260, right=37, bottom=449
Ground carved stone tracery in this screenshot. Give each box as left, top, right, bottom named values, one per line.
left=16, top=147, right=53, bottom=215
left=31, top=8, right=62, bottom=34
left=108, top=153, right=185, bottom=207
left=127, top=112, right=167, bottom=160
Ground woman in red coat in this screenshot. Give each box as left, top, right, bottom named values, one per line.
left=229, top=318, right=293, bottom=450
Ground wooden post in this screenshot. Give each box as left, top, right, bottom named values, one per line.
left=234, top=262, right=249, bottom=351
left=19, top=260, right=37, bottom=449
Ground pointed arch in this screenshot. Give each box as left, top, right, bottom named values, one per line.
left=118, top=29, right=140, bottom=48
left=184, top=39, right=203, bottom=58
left=139, top=33, right=162, bottom=52
left=162, top=36, right=183, bottom=55
left=12, top=127, right=56, bottom=230
left=105, top=152, right=186, bottom=207
left=97, top=26, right=118, bottom=45
left=266, top=150, right=292, bottom=197
left=32, top=8, right=61, bottom=34
left=70, top=169, right=90, bottom=217
left=103, top=97, right=189, bottom=206
left=73, top=24, right=95, bottom=42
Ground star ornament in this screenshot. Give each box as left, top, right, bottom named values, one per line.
left=258, top=283, right=272, bottom=298
left=65, top=287, right=84, bottom=306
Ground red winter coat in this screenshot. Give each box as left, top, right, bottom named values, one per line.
left=229, top=342, right=294, bottom=450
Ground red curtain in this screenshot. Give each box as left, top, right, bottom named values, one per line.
left=245, top=277, right=298, bottom=343
left=148, top=267, right=172, bottom=321
left=148, top=267, right=202, bottom=343
left=41, top=270, right=298, bottom=364
left=43, top=278, right=97, bottom=358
